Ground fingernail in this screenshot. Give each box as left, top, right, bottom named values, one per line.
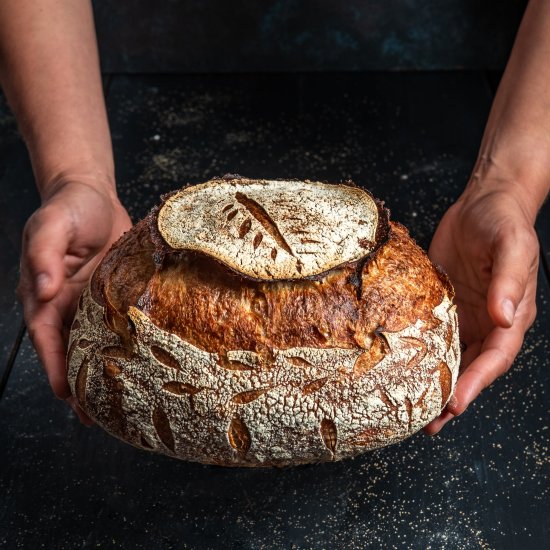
left=36, top=273, right=50, bottom=293
left=502, top=298, right=516, bottom=326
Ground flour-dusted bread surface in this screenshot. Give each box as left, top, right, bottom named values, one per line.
left=157, top=178, right=382, bottom=280
left=67, top=176, right=460, bottom=467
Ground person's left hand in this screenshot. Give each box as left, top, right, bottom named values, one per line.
left=424, top=183, right=539, bottom=435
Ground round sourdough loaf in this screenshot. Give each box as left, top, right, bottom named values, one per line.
left=67, top=176, right=460, bottom=467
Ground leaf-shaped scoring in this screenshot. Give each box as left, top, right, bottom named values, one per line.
left=162, top=381, right=201, bottom=395
left=231, top=388, right=269, bottom=404
left=228, top=416, right=251, bottom=455
left=152, top=406, right=175, bottom=452
left=151, top=345, right=181, bottom=371
left=320, top=418, right=337, bottom=455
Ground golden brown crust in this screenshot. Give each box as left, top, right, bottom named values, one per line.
left=359, top=222, right=446, bottom=334
left=95, top=219, right=444, bottom=359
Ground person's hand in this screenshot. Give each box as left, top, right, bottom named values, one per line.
left=17, top=179, right=132, bottom=423
left=424, top=184, right=539, bottom=435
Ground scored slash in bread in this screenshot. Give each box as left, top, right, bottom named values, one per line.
left=67, top=176, right=460, bottom=467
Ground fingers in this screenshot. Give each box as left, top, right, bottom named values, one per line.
left=30, top=308, right=93, bottom=424
left=424, top=322, right=525, bottom=435
left=66, top=396, right=94, bottom=426
left=458, top=341, right=481, bottom=375
left=16, top=188, right=131, bottom=420
left=422, top=341, right=481, bottom=435
left=26, top=303, right=71, bottom=400
left=423, top=410, right=454, bottom=436
left=487, top=227, right=538, bottom=329
left=448, top=349, right=515, bottom=417
left=21, top=208, right=71, bottom=302
left=18, top=206, right=72, bottom=400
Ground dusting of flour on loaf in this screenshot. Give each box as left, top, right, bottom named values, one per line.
left=157, top=178, right=381, bottom=280
left=67, top=286, right=459, bottom=466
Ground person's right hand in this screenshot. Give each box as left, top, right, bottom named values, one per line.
left=17, top=179, right=132, bottom=423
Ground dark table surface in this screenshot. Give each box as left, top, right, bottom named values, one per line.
left=0, top=72, right=548, bottom=550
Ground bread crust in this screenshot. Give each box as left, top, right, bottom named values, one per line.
left=68, top=178, right=460, bottom=467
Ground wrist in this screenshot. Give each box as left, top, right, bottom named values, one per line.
left=24, top=128, right=115, bottom=203
left=464, top=153, right=548, bottom=223
left=38, top=166, right=118, bottom=204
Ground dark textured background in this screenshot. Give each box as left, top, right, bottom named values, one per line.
left=2, top=2, right=549, bottom=548
left=93, top=0, right=527, bottom=72
left=1, top=71, right=549, bottom=550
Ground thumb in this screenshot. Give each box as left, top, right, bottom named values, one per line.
left=487, top=228, right=538, bottom=328
left=22, top=208, right=71, bottom=302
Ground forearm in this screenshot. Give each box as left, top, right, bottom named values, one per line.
left=0, top=0, right=114, bottom=199
left=469, top=0, right=550, bottom=220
